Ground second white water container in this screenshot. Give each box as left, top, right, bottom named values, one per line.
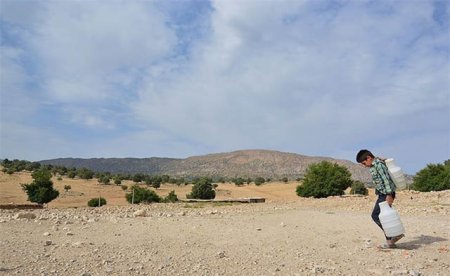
left=379, top=201, right=405, bottom=237
left=385, top=158, right=407, bottom=190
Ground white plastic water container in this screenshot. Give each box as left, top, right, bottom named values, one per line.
left=385, top=158, right=407, bottom=190
left=379, top=201, right=405, bottom=238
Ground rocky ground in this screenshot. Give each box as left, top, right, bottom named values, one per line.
left=0, top=190, right=449, bottom=276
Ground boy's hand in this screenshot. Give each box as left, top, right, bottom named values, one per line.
left=386, top=195, right=394, bottom=206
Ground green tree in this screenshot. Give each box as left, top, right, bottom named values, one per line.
left=161, top=175, right=170, bottom=183
left=254, top=177, right=265, bottom=186
left=152, top=181, right=161, bottom=189
left=21, top=168, right=59, bottom=205
left=412, top=161, right=450, bottom=192
left=67, top=170, right=77, bottom=179
left=151, top=176, right=162, bottom=188
left=233, top=177, right=245, bottom=186
left=126, top=186, right=161, bottom=204
left=87, top=197, right=107, bottom=207
left=176, top=177, right=185, bottom=186
left=164, top=190, right=178, bottom=203
left=26, top=162, right=41, bottom=172
left=132, top=173, right=145, bottom=183
left=187, top=177, right=216, bottom=199
left=98, top=176, right=111, bottom=185
left=296, top=161, right=352, bottom=198
left=114, top=178, right=122, bottom=185
left=350, top=181, right=368, bottom=195
left=77, top=168, right=94, bottom=180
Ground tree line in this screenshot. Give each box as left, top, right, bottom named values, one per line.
left=2, top=158, right=449, bottom=207
left=1, top=159, right=294, bottom=186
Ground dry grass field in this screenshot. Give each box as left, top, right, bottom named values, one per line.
left=0, top=170, right=302, bottom=208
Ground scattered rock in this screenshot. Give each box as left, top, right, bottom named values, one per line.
left=13, top=213, right=36, bottom=220
left=133, top=210, right=146, bottom=217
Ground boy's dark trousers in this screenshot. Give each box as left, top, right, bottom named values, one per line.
left=371, top=193, right=396, bottom=239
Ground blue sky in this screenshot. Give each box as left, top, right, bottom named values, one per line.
left=0, top=0, right=449, bottom=174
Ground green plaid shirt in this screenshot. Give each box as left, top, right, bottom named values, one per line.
left=369, top=158, right=396, bottom=195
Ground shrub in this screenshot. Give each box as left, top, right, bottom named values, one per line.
left=254, top=177, right=265, bottom=186
left=121, top=185, right=128, bottom=191
left=77, top=168, right=94, bottom=180
left=87, top=197, right=107, bottom=207
left=64, top=185, right=71, bottom=192
left=176, top=178, right=185, bottom=186
left=67, top=171, right=76, bottom=179
left=350, top=181, right=368, bottom=195
left=164, top=190, right=178, bottom=203
left=296, top=161, right=352, bottom=198
left=126, top=186, right=161, bottom=204
left=161, top=175, right=170, bottom=183
left=132, top=173, right=145, bottom=183
left=98, top=176, right=111, bottom=185
left=187, top=177, right=216, bottom=199
left=412, top=160, right=450, bottom=192
left=114, top=179, right=122, bottom=185
left=152, top=182, right=161, bottom=189
left=21, top=168, right=59, bottom=205
left=233, top=177, right=245, bottom=186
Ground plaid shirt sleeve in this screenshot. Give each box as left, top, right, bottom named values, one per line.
left=369, top=158, right=396, bottom=195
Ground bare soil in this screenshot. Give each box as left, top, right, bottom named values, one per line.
left=0, top=171, right=449, bottom=275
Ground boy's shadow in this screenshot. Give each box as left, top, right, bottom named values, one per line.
left=399, top=235, right=447, bottom=250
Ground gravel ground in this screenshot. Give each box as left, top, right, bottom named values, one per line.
left=1, top=190, right=449, bottom=276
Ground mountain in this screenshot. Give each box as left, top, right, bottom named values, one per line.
left=39, top=149, right=371, bottom=182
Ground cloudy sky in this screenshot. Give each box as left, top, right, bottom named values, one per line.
left=0, top=0, right=448, bottom=174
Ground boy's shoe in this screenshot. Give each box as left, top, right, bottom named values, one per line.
left=391, top=234, right=405, bottom=244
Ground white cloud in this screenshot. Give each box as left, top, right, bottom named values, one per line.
left=131, top=0, right=449, bottom=172
left=0, top=45, right=39, bottom=122
left=30, top=1, right=177, bottom=104
left=1, top=0, right=448, bottom=174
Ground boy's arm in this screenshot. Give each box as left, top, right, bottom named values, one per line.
left=375, top=161, right=394, bottom=194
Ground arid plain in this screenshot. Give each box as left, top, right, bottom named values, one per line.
left=1, top=171, right=449, bottom=275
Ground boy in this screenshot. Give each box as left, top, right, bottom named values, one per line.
left=356, top=149, right=404, bottom=248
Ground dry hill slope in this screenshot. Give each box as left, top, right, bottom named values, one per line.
left=40, top=149, right=371, bottom=182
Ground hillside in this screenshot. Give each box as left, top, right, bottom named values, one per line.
left=39, top=149, right=372, bottom=182
left=39, top=157, right=178, bottom=175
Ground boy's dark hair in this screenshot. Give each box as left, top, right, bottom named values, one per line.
left=356, top=149, right=374, bottom=163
